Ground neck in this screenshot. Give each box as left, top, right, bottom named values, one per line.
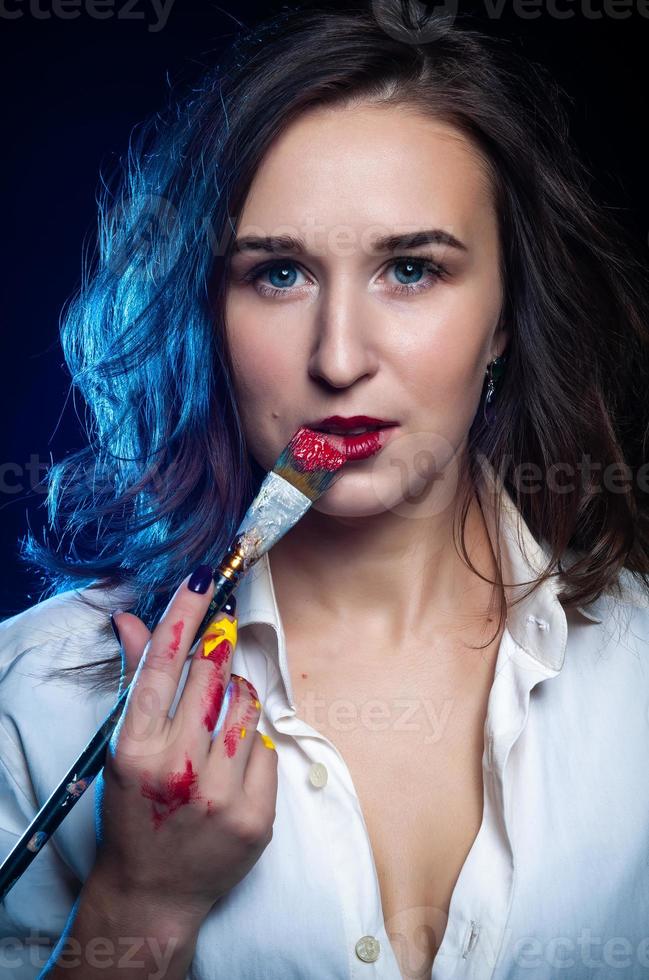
left=268, top=473, right=501, bottom=654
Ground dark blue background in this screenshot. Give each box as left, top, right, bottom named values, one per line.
left=1, top=0, right=648, bottom=616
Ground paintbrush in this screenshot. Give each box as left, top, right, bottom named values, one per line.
left=0, top=426, right=347, bottom=901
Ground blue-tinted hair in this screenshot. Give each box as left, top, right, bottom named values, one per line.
left=18, top=2, right=649, bottom=691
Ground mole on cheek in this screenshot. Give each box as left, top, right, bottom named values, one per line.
left=140, top=755, right=201, bottom=831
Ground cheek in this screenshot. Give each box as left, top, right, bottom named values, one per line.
left=400, top=287, right=499, bottom=405
left=224, top=292, right=303, bottom=416
left=224, top=293, right=259, bottom=383
left=225, top=297, right=275, bottom=395
left=230, top=345, right=299, bottom=409
left=400, top=331, right=486, bottom=409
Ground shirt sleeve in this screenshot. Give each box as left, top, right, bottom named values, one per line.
left=0, top=720, right=83, bottom=978
left=0, top=590, right=123, bottom=979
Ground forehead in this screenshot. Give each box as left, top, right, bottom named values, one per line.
left=236, top=104, right=496, bottom=248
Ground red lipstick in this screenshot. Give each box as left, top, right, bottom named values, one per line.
left=305, top=416, right=399, bottom=461
left=308, top=415, right=398, bottom=431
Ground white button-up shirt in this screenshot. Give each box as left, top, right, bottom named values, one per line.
left=1, top=459, right=648, bottom=979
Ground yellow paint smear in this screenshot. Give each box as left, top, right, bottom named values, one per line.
left=201, top=616, right=238, bottom=657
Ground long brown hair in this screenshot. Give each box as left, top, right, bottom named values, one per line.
left=18, top=3, right=649, bottom=693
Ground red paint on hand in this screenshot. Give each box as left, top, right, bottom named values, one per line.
left=168, top=619, right=184, bottom=659
left=202, top=674, right=225, bottom=732
left=200, top=631, right=234, bottom=732
left=224, top=723, right=244, bottom=758
left=201, top=636, right=231, bottom=668
left=223, top=676, right=243, bottom=758
left=221, top=676, right=261, bottom=756
left=140, top=756, right=201, bottom=830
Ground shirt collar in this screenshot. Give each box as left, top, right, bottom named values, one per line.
left=233, top=456, right=603, bottom=703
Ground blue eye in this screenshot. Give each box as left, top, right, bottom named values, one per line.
left=392, top=259, right=427, bottom=286
left=242, top=255, right=448, bottom=298
left=266, top=265, right=301, bottom=289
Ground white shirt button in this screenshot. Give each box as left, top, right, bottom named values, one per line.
left=355, top=935, right=381, bottom=962
left=308, top=762, right=328, bottom=788
left=527, top=614, right=549, bottom=630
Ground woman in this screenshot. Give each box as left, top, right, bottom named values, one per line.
left=1, top=4, right=648, bottom=979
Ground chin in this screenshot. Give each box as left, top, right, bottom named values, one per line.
left=310, top=472, right=404, bottom=519
left=311, top=498, right=392, bottom=519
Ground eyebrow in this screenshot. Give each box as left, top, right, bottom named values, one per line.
left=232, top=228, right=468, bottom=255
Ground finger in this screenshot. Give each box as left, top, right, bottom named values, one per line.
left=171, top=609, right=238, bottom=752
left=124, top=566, right=216, bottom=741
left=112, top=612, right=151, bottom=686
left=242, top=728, right=278, bottom=824
left=209, top=673, right=263, bottom=779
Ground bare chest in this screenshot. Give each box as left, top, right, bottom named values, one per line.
left=288, top=631, right=502, bottom=977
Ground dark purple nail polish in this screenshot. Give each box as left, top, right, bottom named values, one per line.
left=187, top=564, right=213, bottom=594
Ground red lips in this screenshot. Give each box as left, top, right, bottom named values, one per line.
left=308, top=415, right=398, bottom=432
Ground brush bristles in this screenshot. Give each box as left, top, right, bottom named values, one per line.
left=273, top=426, right=347, bottom=501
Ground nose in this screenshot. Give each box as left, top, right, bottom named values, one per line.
left=307, top=281, right=379, bottom=389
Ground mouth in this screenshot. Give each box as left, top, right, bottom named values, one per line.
left=304, top=418, right=400, bottom=461
left=306, top=415, right=399, bottom=435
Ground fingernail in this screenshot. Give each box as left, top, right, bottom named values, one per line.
left=260, top=733, right=276, bottom=751
left=109, top=610, right=123, bottom=645
left=231, top=673, right=258, bottom=701
left=187, top=564, right=213, bottom=594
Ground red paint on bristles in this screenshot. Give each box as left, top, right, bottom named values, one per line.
left=272, top=425, right=347, bottom=501
left=286, top=426, right=346, bottom=473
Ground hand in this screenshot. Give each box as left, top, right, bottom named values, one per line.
left=92, top=568, right=278, bottom=927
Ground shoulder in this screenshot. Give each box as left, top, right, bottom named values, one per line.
left=0, top=581, right=125, bottom=708
left=0, top=588, right=129, bottom=937
left=0, top=585, right=125, bottom=822
left=1, top=588, right=94, bottom=666
left=565, top=567, right=649, bottom=684
left=0, top=581, right=132, bottom=679
left=595, top=568, right=649, bottom=649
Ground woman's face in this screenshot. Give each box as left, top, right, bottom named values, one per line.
left=224, top=103, right=508, bottom=517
